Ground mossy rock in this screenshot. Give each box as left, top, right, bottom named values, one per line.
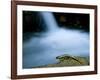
left=33, top=54, right=89, bottom=68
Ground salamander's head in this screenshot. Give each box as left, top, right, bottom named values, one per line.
left=56, top=54, right=71, bottom=59
left=56, top=56, right=61, bottom=59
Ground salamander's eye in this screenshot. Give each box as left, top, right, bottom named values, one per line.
left=56, top=56, right=60, bottom=59
left=56, top=57, right=58, bottom=59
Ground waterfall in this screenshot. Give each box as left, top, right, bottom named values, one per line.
left=40, top=12, right=58, bottom=32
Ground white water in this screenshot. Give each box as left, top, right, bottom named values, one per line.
left=23, top=12, right=89, bottom=68
left=40, top=12, right=59, bottom=32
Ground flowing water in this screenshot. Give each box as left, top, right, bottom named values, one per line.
left=23, top=12, right=89, bottom=68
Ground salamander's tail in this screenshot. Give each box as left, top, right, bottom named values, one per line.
left=71, top=57, right=83, bottom=64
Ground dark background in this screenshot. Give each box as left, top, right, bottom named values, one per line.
left=23, top=11, right=90, bottom=33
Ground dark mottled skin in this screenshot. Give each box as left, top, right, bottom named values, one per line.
left=56, top=55, right=83, bottom=64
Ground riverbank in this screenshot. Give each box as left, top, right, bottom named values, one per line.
left=33, top=56, right=89, bottom=68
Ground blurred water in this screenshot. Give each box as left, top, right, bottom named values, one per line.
left=23, top=12, right=89, bottom=68
left=40, top=12, right=59, bottom=32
